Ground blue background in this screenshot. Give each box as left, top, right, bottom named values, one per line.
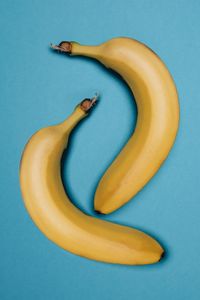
left=1, top=0, right=200, bottom=299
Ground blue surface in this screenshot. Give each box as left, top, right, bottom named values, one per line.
left=1, top=0, right=200, bottom=299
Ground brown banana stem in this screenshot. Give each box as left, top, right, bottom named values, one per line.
left=50, top=41, right=72, bottom=54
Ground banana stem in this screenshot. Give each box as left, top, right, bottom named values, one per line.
left=59, top=95, right=98, bottom=132
left=50, top=41, right=72, bottom=54
left=50, top=41, right=101, bottom=57
left=80, top=94, right=99, bottom=113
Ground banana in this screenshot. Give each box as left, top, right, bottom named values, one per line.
left=51, top=37, right=180, bottom=214
left=20, top=97, right=164, bottom=265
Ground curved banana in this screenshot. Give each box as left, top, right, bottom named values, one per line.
left=51, top=37, right=180, bottom=214
left=19, top=98, right=163, bottom=265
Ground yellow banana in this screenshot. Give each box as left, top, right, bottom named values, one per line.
left=20, top=97, right=163, bottom=265
left=51, top=37, right=180, bottom=214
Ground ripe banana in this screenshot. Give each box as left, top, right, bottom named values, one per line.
left=20, top=97, right=164, bottom=265
left=51, top=37, right=180, bottom=214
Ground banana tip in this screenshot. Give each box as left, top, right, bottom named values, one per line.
left=159, top=251, right=165, bottom=262
left=95, top=210, right=105, bottom=215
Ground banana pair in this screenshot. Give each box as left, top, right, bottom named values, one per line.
left=20, top=37, right=179, bottom=265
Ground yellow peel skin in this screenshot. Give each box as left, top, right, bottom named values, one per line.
left=53, top=37, right=180, bottom=214
left=20, top=100, right=163, bottom=265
